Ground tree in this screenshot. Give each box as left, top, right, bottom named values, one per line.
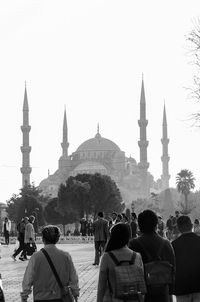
left=187, top=20, right=200, bottom=123
left=57, top=173, right=125, bottom=221
left=176, top=169, right=195, bottom=214
left=6, top=183, right=46, bottom=226
left=44, top=197, right=74, bottom=235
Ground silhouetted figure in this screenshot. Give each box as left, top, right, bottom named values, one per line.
left=172, top=215, right=200, bottom=301
left=92, top=212, right=109, bottom=265
left=2, top=217, right=11, bottom=245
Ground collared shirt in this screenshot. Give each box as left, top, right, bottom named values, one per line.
left=21, top=244, right=79, bottom=301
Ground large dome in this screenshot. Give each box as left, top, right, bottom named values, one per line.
left=76, top=132, right=120, bottom=152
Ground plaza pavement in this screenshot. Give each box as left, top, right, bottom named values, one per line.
left=0, top=242, right=176, bottom=302
left=0, top=242, right=98, bottom=302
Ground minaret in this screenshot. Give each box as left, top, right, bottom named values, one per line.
left=61, top=106, right=69, bottom=157
left=161, top=103, right=170, bottom=189
left=138, top=77, right=149, bottom=198
left=59, top=106, right=70, bottom=171
left=20, top=84, right=32, bottom=187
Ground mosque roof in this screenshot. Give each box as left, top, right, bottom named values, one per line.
left=73, top=161, right=107, bottom=172
left=76, top=132, right=120, bottom=152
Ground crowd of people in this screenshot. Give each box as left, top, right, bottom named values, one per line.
left=1, top=209, right=200, bottom=301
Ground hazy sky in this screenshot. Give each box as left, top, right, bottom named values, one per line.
left=0, top=0, right=200, bottom=203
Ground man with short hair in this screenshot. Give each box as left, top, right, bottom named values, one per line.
left=172, top=215, right=200, bottom=301
left=129, top=209, right=175, bottom=302
left=92, top=211, right=109, bottom=265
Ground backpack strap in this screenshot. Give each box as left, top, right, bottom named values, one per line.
left=108, top=251, right=120, bottom=265
left=108, top=251, right=136, bottom=265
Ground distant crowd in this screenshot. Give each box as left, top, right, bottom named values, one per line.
left=1, top=209, right=200, bottom=302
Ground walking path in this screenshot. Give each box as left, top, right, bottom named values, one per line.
left=0, top=242, right=176, bottom=302
left=0, top=242, right=98, bottom=302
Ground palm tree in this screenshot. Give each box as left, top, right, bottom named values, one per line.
left=176, top=169, right=195, bottom=214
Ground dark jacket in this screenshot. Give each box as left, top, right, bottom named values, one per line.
left=129, top=232, right=175, bottom=302
left=172, top=232, right=200, bottom=295
left=93, top=218, right=109, bottom=242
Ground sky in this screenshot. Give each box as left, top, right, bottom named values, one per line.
left=0, top=0, right=200, bottom=203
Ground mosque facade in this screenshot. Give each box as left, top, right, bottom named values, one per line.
left=20, top=80, right=170, bottom=205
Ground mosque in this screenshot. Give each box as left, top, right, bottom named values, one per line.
left=20, top=79, right=170, bottom=205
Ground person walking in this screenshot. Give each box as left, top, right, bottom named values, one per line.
left=172, top=215, right=200, bottom=301
left=93, top=211, right=109, bottom=266
left=129, top=210, right=175, bottom=302
left=2, top=217, right=11, bottom=245
left=21, top=225, right=79, bottom=302
left=11, top=218, right=26, bottom=261
left=24, top=215, right=36, bottom=259
left=97, top=223, right=146, bottom=302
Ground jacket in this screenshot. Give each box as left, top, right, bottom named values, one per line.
left=2, top=220, right=11, bottom=233
left=129, top=232, right=175, bottom=302
left=93, top=218, right=109, bottom=242
left=172, top=232, right=200, bottom=295
left=21, top=244, right=79, bottom=301
left=24, top=222, right=35, bottom=244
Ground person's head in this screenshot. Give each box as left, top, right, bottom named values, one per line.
left=131, top=212, right=137, bottom=221
left=138, top=210, right=158, bottom=234
left=175, top=211, right=180, bottom=218
left=116, top=213, right=123, bottom=222
left=97, top=211, right=103, bottom=218
left=29, top=215, right=35, bottom=223
left=194, top=218, right=199, bottom=225
left=5, top=217, right=8, bottom=222
left=111, top=212, right=117, bottom=220
left=24, top=216, right=29, bottom=224
left=105, top=223, right=130, bottom=252
left=42, top=225, right=61, bottom=245
left=177, top=215, right=193, bottom=233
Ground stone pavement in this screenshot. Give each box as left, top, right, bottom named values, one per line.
left=0, top=243, right=176, bottom=302
left=0, top=242, right=99, bottom=302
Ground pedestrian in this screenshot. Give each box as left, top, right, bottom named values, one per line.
left=172, top=215, right=200, bottom=301
left=172, top=211, right=180, bottom=240
left=2, top=217, right=11, bottom=245
left=80, top=217, right=88, bottom=237
left=92, top=211, right=109, bottom=266
left=157, top=215, right=165, bottom=237
left=166, top=215, right=173, bottom=241
left=87, top=218, right=94, bottom=236
left=129, top=209, right=175, bottom=302
left=20, top=225, right=79, bottom=302
left=130, top=212, right=138, bottom=238
left=193, top=218, right=200, bottom=236
left=11, top=218, right=26, bottom=261
left=24, top=215, right=36, bottom=259
left=97, top=222, right=146, bottom=302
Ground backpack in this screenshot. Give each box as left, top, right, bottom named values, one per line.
left=138, top=241, right=174, bottom=296
left=108, top=251, right=146, bottom=301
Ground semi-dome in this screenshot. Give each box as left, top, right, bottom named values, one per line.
left=76, top=132, right=120, bottom=152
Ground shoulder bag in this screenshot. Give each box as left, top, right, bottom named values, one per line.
left=41, top=248, right=75, bottom=302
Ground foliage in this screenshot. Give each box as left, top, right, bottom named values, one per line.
left=43, top=197, right=75, bottom=234
left=176, top=169, right=195, bottom=214
left=6, top=183, right=47, bottom=226
left=187, top=19, right=200, bottom=123
left=57, top=173, right=124, bottom=221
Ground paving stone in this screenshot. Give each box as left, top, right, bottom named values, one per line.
left=0, top=243, right=176, bottom=302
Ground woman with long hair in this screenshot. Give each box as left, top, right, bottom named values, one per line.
left=97, top=223, right=145, bottom=302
